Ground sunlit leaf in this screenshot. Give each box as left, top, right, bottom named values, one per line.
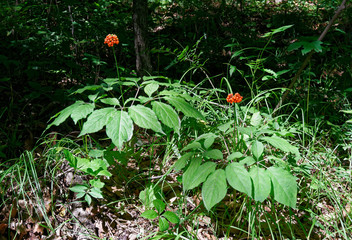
left=144, top=82, right=159, bottom=97
left=100, top=98, right=120, bottom=106
left=202, top=169, right=227, bottom=211
left=152, top=101, right=180, bottom=134
left=79, top=108, right=115, bottom=136
left=106, top=110, right=133, bottom=149
left=159, top=217, right=169, bottom=231
left=129, top=105, right=164, bottom=134
left=268, top=166, right=297, bottom=208
left=47, top=101, right=84, bottom=129
left=71, top=102, right=95, bottom=124
left=251, top=140, right=264, bottom=160
left=140, top=210, right=158, bottom=220
left=162, top=211, right=179, bottom=224
left=249, top=166, right=270, bottom=202
left=183, top=158, right=216, bottom=191
left=165, top=96, right=205, bottom=120
left=261, top=136, right=300, bottom=158
left=226, top=162, right=252, bottom=196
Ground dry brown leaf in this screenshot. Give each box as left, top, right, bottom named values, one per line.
left=0, top=223, right=8, bottom=234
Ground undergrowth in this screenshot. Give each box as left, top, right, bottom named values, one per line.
left=1, top=2, right=352, bottom=239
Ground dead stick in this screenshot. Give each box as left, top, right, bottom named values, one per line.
left=273, top=0, right=347, bottom=114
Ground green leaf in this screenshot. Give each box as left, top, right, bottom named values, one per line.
left=261, top=136, right=300, bottom=157
left=249, top=166, right=271, bottom=202
left=159, top=217, right=169, bottom=231
left=63, top=149, right=77, bottom=169
left=74, top=85, right=102, bottom=94
left=181, top=141, right=202, bottom=151
left=106, top=110, right=134, bottom=149
left=100, top=98, right=120, bottom=106
left=239, top=156, right=256, bottom=166
left=202, top=169, right=227, bottom=211
left=174, top=152, right=194, bottom=171
left=152, top=101, right=180, bottom=134
left=89, top=188, right=104, bottom=199
left=288, top=42, right=302, bottom=52
left=226, top=162, right=252, bottom=196
left=228, top=152, right=243, bottom=160
left=162, top=211, right=180, bottom=224
left=311, top=40, right=323, bottom=52
left=203, top=149, right=223, bottom=160
left=141, top=210, right=158, bottom=220
left=218, top=120, right=233, bottom=133
left=75, top=157, right=90, bottom=172
left=267, top=167, right=297, bottom=208
left=165, top=96, right=204, bottom=120
left=71, top=103, right=95, bottom=124
left=85, top=194, right=92, bottom=205
left=129, top=105, right=164, bottom=134
left=139, top=185, right=160, bottom=208
left=79, top=108, right=115, bottom=136
left=252, top=140, right=264, bottom=160
left=89, top=179, right=105, bottom=189
left=144, top=82, right=159, bottom=97
left=198, top=133, right=217, bottom=149
left=69, top=184, right=88, bottom=193
left=250, top=112, right=262, bottom=126
left=76, top=192, right=85, bottom=199
left=97, top=169, right=112, bottom=178
left=229, top=65, right=236, bottom=77
left=263, top=68, right=277, bottom=78
left=47, top=101, right=83, bottom=128
left=153, top=199, right=166, bottom=213
left=183, top=158, right=216, bottom=191
left=261, top=24, right=293, bottom=38
left=341, top=110, right=352, bottom=114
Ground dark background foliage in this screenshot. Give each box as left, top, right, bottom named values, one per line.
left=1, top=0, right=351, bottom=158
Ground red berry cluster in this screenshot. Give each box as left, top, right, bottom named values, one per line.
left=104, top=34, right=119, bottom=47
left=226, top=93, right=243, bottom=103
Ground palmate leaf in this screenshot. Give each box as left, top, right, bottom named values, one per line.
left=151, top=101, right=180, bottom=134
left=267, top=166, right=297, bottom=208
left=79, top=108, right=116, bottom=136
left=106, top=110, right=133, bottom=149
left=128, top=105, right=164, bottom=134
left=202, top=169, right=227, bottom=211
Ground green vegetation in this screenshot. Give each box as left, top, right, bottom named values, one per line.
left=1, top=0, right=352, bottom=239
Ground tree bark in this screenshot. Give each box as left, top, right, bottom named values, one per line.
left=133, top=0, right=152, bottom=77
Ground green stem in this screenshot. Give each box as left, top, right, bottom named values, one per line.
left=234, top=103, right=239, bottom=151
left=112, top=46, right=124, bottom=106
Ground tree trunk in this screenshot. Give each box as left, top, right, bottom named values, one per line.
left=133, top=0, right=152, bottom=77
